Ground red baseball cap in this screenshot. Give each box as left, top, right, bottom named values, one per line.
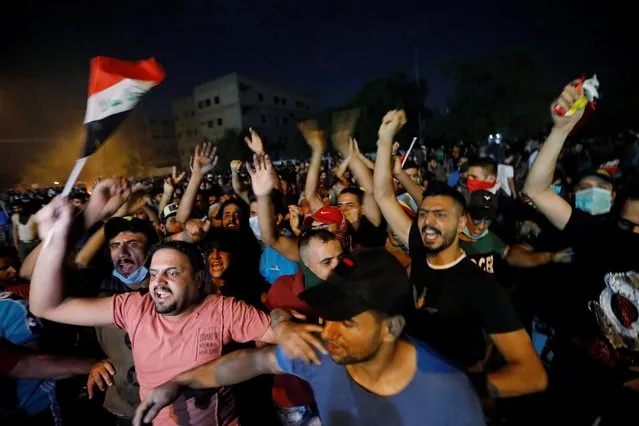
left=303, top=206, right=344, bottom=229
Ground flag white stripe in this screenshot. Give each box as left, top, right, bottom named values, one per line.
left=84, top=78, right=159, bottom=123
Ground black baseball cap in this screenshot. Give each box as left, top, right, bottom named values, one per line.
left=468, top=190, right=498, bottom=221
left=575, top=167, right=614, bottom=187
left=104, top=217, right=159, bottom=246
left=299, top=248, right=413, bottom=321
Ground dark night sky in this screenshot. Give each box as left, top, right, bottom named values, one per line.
left=0, top=0, right=632, bottom=129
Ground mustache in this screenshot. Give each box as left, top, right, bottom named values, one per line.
left=421, top=226, right=441, bottom=236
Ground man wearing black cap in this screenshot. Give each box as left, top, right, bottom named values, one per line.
left=133, top=249, right=486, bottom=426
left=459, top=190, right=572, bottom=279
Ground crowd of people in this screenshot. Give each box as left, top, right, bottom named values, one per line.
left=1, top=80, right=638, bottom=426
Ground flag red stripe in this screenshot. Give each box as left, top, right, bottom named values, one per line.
left=87, top=56, right=166, bottom=96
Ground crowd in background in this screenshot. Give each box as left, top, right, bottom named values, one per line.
left=1, top=81, right=639, bottom=426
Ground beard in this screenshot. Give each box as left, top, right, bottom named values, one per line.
left=154, top=300, right=178, bottom=314
left=327, top=339, right=381, bottom=365
left=422, top=226, right=457, bottom=254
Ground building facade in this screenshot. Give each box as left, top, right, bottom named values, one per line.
left=172, top=73, right=317, bottom=166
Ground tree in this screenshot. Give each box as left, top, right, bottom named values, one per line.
left=432, top=51, right=552, bottom=142
left=339, top=72, right=429, bottom=152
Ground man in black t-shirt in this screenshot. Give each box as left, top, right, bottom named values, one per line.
left=337, top=187, right=387, bottom=249
left=525, top=81, right=639, bottom=424
left=374, top=109, right=547, bottom=400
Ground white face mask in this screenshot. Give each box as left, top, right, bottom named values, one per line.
left=574, top=187, right=613, bottom=216
left=249, top=216, right=262, bottom=241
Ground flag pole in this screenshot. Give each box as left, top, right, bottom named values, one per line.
left=402, top=137, right=418, bottom=167
left=61, top=157, right=89, bottom=196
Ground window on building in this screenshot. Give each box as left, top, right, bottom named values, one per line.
left=261, top=115, right=267, bottom=124
left=274, top=96, right=280, bottom=105
left=258, top=93, right=264, bottom=102
left=217, top=118, right=223, bottom=126
left=207, top=120, right=214, bottom=128
left=214, top=96, right=220, bottom=105
left=283, top=117, right=288, bottom=125
left=187, top=130, right=192, bottom=137
left=204, top=99, right=211, bottom=107
left=197, top=101, right=204, bottom=109
left=275, top=117, right=280, bottom=124
left=190, top=111, right=195, bottom=117
left=282, top=98, right=287, bottom=106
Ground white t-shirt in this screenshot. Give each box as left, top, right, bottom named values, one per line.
left=497, top=164, right=515, bottom=196
left=528, top=150, right=539, bottom=169
left=12, top=214, right=37, bottom=242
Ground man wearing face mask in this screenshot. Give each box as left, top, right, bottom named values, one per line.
left=524, top=80, right=639, bottom=425
left=572, top=167, right=616, bottom=216
left=249, top=193, right=300, bottom=285
left=86, top=217, right=158, bottom=425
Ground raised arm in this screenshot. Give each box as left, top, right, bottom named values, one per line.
left=299, top=121, right=326, bottom=213
left=159, top=168, right=184, bottom=217
left=247, top=154, right=300, bottom=261
left=523, top=81, right=585, bottom=230
left=230, top=160, right=251, bottom=204
left=29, top=197, right=115, bottom=327
left=176, top=142, right=218, bottom=224
left=392, top=155, right=425, bottom=206
left=245, top=127, right=282, bottom=192
left=373, top=110, right=412, bottom=247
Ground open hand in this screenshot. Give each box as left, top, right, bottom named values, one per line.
left=132, top=381, right=181, bottom=426
left=164, top=167, right=186, bottom=193
left=85, top=177, right=131, bottom=227
left=274, top=320, right=327, bottom=365
left=298, top=120, right=326, bottom=153
left=245, top=127, right=265, bottom=155
left=87, top=359, right=116, bottom=400
left=190, top=141, right=218, bottom=176
left=247, top=154, right=275, bottom=197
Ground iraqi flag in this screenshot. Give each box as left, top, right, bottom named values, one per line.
left=83, top=56, right=165, bottom=157
left=61, top=57, right=165, bottom=196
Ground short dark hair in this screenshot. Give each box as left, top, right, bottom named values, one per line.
left=248, top=190, right=287, bottom=217
left=298, top=229, right=340, bottom=258
left=147, top=240, right=205, bottom=274
left=468, top=158, right=497, bottom=177
left=613, top=183, right=639, bottom=217
left=339, top=187, right=364, bottom=205
left=421, top=181, right=466, bottom=214
left=0, top=246, right=18, bottom=259
left=403, top=160, right=418, bottom=170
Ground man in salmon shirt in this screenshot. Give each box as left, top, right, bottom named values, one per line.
left=265, top=229, right=343, bottom=426
left=29, top=195, right=325, bottom=426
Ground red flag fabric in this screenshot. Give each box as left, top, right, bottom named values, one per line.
left=83, top=57, right=165, bottom=157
